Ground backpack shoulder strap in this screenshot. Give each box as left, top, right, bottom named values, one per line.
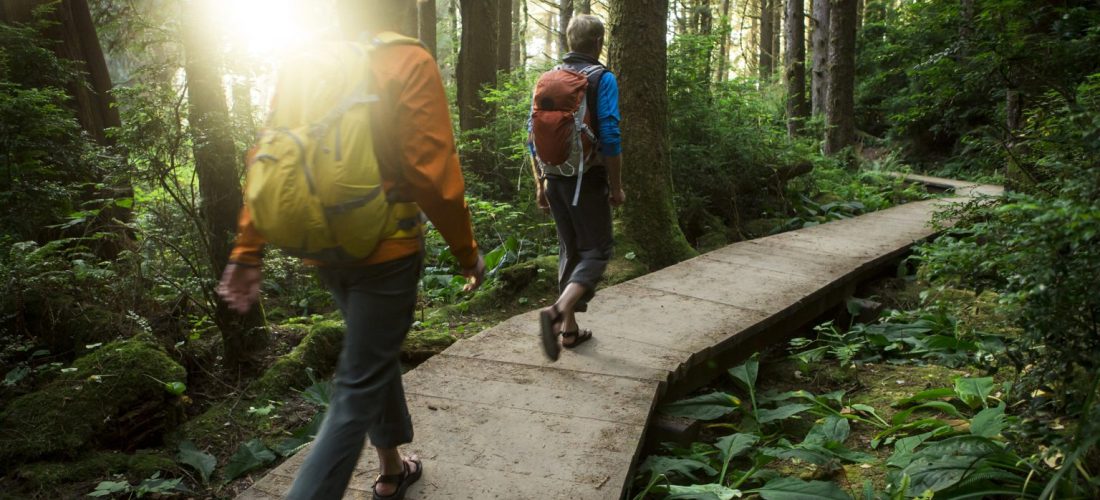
left=580, top=64, right=607, bottom=139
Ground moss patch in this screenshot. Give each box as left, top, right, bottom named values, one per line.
left=14, top=449, right=176, bottom=493
left=252, top=319, right=344, bottom=401
left=0, top=334, right=186, bottom=465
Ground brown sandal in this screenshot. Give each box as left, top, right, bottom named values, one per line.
left=561, top=329, right=593, bottom=348
left=539, top=305, right=565, bottom=361
left=372, top=457, right=422, bottom=500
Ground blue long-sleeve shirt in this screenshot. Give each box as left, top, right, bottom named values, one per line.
left=595, top=71, right=622, bottom=157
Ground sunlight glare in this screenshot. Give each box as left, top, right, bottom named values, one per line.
left=222, top=0, right=331, bottom=58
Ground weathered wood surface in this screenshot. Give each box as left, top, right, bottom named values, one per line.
left=239, top=175, right=1002, bottom=499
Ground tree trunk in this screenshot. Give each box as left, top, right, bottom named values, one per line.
left=608, top=0, right=696, bottom=270
left=810, top=0, right=829, bottom=115
left=183, top=0, right=267, bottom=376
left=496, top=0, right=511, bottom=72
left=759, top=0, right=774, bottom=78
left=419, top=0, right=438, bottom=59
left=577, top=0, right=591, bottom=14
left=785, top=0, right=808, bottom=135
left=823, top=0, right=856, bottom=155
left=458, top=0, right=498, bottom=133
left=559, top=0, right=573, bottom=56
left=0, top=0, right=133, bottom=258
left=716, top=0, right=731, bottom=82
left=510, top=0, right=523, bottom=68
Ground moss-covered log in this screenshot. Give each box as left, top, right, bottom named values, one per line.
left=0, top=335, right=186, bottom=465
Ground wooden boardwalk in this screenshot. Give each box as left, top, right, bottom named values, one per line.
left=238, top=175, right=1001, bottom=499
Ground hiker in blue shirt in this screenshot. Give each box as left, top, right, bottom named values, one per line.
left=528, top=14, right=624, bottom=361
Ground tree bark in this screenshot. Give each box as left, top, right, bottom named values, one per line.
left=759, top=0, right=774, bottom=78
left=458, top=0, right=497, bottom=133
left=810, top=0, right=829, bottom=115
left=559, top=0, right=573, bottom=56
left=608, top=0, right=696, bottom=270
left=419, top=0, right=438, bottom=59
left=183, top=0, right=267, bottom=375
left=716, top=0, right=731, bottom=82
left=785, top=0, right=808, bottom=135
left=496, top=0, right=511, bottom=72
left=510, top=0, right=522, bottom=68
left=577, top=0, right=591, bottom=14
left=823, top=0, right=856, bottom=155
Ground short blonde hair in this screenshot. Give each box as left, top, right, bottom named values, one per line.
left=567, top=15, right=605, bottom=54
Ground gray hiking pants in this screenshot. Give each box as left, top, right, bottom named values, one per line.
left=286, top=253, right=421, bottom=500
left=545, top=167, right=614, bottom=312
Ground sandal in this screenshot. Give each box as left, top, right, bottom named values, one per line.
left=372, top=456, right=422, bottom=500
left=561, top=329, right=593, bottom=349
left=539, top=305, right=564, bottom=361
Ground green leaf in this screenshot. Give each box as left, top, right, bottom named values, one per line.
left=969, top=404, right=1006, bottom=438
left=716, top=433, right=759, bottom=463
left=953, top=377, right=994, bottom=409
left=164, top=381, right=187, bottom=396
left=750, top=477, right=853, bottom=499
left=886, top=431, right=935, bottom=468
left=114, top=197, right=134, bottom=209
left=894, top=387, right=955, bottom=407
left=661, top=392, right=740, bottom=420
left=177, top=440, right=216, bottom=484
left=638, top=455, right=717, bottom=481
left=757, top=403, right=813, bottom=423
left=624, top=251, right=637, bottom=260
left=806, top=415, right=850, bottom=445
left=223, top=438, right=276, bottom=481
left=667, top=483, right=742, bottom=500
left=890, top=401, right=963, bottom=425
left=728, top=356, right=759, bottom=393
left=88, top=480, right=131, bottom=496
left=901, top=436, right=1005, bottom=493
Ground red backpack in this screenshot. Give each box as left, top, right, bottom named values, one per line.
left=529, top=63, right=605, bottom=205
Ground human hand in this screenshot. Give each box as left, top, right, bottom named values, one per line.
left=216, top=263, right=262, bottom=314
left=461, top=254, right=486, bottom=292
left=609, top=187, right=626, bottom=207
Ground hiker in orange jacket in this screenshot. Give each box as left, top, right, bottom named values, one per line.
left=217, top=2, right=484, bottom=498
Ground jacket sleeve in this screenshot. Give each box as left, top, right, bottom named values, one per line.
left=395, top=50, right=480, bottom=269
left=596, top=71, right=622, bottom=157
left=228, top=148, right=265, bottom=267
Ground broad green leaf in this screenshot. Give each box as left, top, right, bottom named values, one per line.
left=661, top=392, right=740, bottom=420
left=638, top=455, right=717, bottom=481
left=88, top=480, right=130, bottom=497
left=890, top=401, right=963, bottom=425
left=886, top=431, right=935, bottom=468
left=223, top=439, right=276, bottom=481
left=806, top=415, right=849, bottom=445
left=901, top=436, right=1005, bottom=493
left=667, top=483, right=742, bottom=500
left=969, top=404, right=1006, bottom=438
left=894, top=388, right=955, bottom=407
left=761, top=446, right=834, bottom=466
left=177, top=440, right=216, bottom=484
left=164, top=381, right=187, bottom=396
left=716, top=433, right=759, bottom=463
left=728, top=355, right=759, bottom=393
left=750, top=477, right=853, bottom=500
left=757, top=403, right=813, bottom=423
left=954, top=377, right=994, bottom=409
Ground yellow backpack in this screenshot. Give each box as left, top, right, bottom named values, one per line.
left=244, top=33, right=422, bottom=262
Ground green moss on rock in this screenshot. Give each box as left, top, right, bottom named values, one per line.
left=252, top=319, right=344, bottom=400
left=0, top=335, right=186, bottom=465
left=15, top=450, right=176, bottom=491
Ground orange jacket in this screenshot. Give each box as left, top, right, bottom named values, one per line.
left=229, top=42, right=479, bottom=269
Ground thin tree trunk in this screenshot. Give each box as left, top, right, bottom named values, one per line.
left=496, top=0, right=512, bottom=72
left=810, top=0, right=829, bottom=115
left=458, top=0, right=497, bottom=133
left=577, top=0, right=591, bottom=14
left=559, top=0, right=573, bottom=56
left=183, top=0, right=267, bottom=376
left=608, top=0, right=696, bottom=270
left=716, top=0, right=731, bottom=82
left=759, top=0, right=774, bottom=78
left=824, top=0, right=856, bottom=155
left=419, top=0, right=438, bottom=59
left=510, top=0, right=522, bottom=68
left=785, top=0, right=808, bottom=135
left=401, top=0, right=419, bottom=37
